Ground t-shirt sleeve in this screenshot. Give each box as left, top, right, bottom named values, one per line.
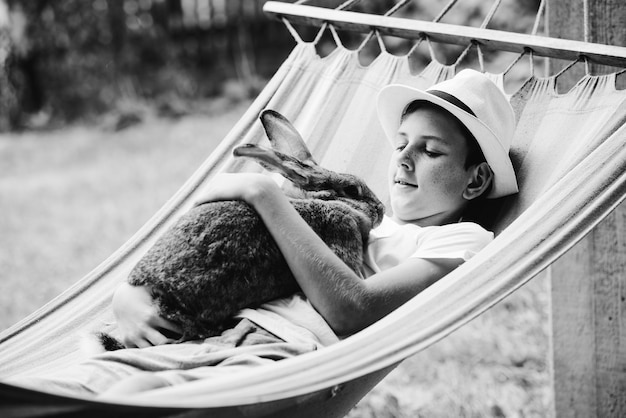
left=412, top=222, right=494, bottom=261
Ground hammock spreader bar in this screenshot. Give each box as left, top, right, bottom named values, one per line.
left=263, top=1, right=626, bottom=68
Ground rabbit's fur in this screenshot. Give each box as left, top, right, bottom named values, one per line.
left=101, top=110, right=384, bottom=349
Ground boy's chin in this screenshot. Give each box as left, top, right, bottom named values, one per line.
left=390, top=201, right=423, bottom=221
left=390, top=210, right=422, bottom=224
left=391, top=207, right=443, bottom=226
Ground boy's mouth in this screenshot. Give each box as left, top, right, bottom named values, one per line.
left=394, top=178, right=417, bottom=187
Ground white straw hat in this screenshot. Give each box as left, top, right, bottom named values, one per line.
left=377, top=69, right=518, bottom=198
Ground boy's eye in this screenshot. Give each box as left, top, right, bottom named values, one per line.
left=424, top=148, right=442, bottom=157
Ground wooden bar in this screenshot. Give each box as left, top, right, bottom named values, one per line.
left=263, top=1, right=626, bottom=68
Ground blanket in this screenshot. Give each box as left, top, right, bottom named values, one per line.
left=6, top=319, right=316, bottom=398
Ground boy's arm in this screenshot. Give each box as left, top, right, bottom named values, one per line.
left=113, top=172, right=461, bottom=344
left=208, top=173, right=461, bottom=335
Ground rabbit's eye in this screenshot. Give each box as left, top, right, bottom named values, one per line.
left=343, top=185, right=362, bottom=197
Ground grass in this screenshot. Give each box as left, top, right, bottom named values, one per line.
left=0, top=98, right=249, bottom=329
left=0, top=99, right=552, bottom=417
left=346, top=275, right=552, bottom=417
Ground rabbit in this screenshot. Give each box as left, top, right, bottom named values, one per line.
left=98, top=109, right=385, bottom=351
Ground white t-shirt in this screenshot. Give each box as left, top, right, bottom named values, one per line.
left=363, top=216, right=494, bottom=275
left=237, top=215, right=493, bottom=347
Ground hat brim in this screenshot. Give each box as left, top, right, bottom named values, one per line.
left=377, top=84, right=518, bottom=199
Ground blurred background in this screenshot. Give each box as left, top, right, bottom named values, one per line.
left=0, top=1, right=551, bottom=416
left=0, top=0, right=543, bottom=131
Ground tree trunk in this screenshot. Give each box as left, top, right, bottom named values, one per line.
left=0, top=0, right=19, bottom=131
left=547, top=2, right=626, bottom=417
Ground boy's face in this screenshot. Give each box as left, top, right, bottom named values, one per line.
left=388, top=106, right=476, bottom=226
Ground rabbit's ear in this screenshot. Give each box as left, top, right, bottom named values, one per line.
left=260, top=110, right=316, bottom=165
left=233, top=143, right=311, bottom=184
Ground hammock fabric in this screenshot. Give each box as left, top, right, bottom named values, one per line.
left=1, top=31, right=626, bottom=417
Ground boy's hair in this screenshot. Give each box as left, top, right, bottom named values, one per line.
left=401, top=100, right=500, bottom=228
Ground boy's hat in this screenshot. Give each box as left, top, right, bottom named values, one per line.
left=377, top=69, right=518, bottom=198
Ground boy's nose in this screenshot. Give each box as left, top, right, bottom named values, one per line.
left=396, top=151, right=414, bottom=171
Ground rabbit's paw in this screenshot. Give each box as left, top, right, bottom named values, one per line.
left=80, top=331, right=126, bottom=354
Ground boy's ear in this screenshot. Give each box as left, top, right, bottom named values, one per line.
left=463, top=162, right=493, bottom=200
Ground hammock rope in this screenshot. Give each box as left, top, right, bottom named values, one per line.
left=335, top=0, right=362, bottom=10
left=328, top=0, right=414, bottom=51
left=531, top=0, right=546, bottom=35
left=403, top=0, right=463, bottom=57
left=502, top=0, right=546, bottom=77
left=284, top=0, right=470, bottom=62
left=454, top=0, right=503, bottom=67
left=382, top=0, right=412, bottom=16
left=280, top=17, right=303, bottom=43
left=553, top=55, right=584, bottom=79
left=503, top=47, right=529, bottom=76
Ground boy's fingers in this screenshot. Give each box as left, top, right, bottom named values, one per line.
left=153, top=316, right=183, bottom=335
left=121, top=328, right=163, bottom=348
left=145, top=329, right=172, bottom=347
left=128, top=337, right=152, bottom=349
left=121, top=333, right=140, bottom=348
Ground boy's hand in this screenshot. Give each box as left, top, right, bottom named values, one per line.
left=111, top=282, right=182, bottom=348
left=194, top=173, right=280, bottom=207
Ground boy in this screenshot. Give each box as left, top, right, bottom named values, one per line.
left=113, top=68, right=518, bottom=345
left=9, top=69, right=519, bottom=396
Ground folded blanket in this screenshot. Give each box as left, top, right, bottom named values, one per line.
left=6, top=319, right=316, bottom=397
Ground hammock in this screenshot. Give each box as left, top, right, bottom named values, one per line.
left=2, top=1, right=626, bottom=416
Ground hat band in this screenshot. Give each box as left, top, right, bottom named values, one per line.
left=428, top=90, right=476, bottom=117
